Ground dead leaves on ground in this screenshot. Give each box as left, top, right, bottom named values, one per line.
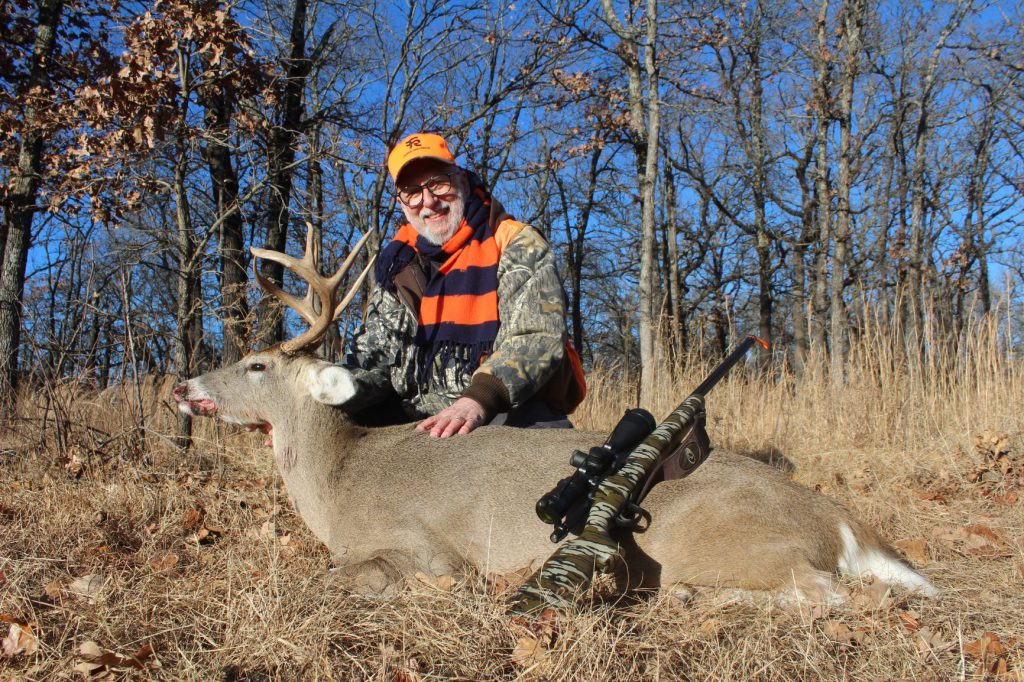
left=182, top=505, right=224, bottom=545
left=509, top=608, right=558, bottom=670
left=1, top=616, right=40, bottom=658
left=930, top=523, right=1012, bottom=559
left=908, top=429, right=1019, bottom=506
left=74, top=640, right=157, bottom=678
left=894, top=537, right=931, bottom=565
left=68, top=573, right=107, bottom=602
left=806, top=595, right=1024, bottom=676
left=968, top=429, right=1020, bottom=501
left=408, top=572, right=457, bottom=591
left=895, top=520, right=1012, bottom=568
left=963, top=632, right=1024, bottom=679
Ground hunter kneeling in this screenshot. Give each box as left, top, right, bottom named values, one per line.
left=340, top=132, right=585, bottom=437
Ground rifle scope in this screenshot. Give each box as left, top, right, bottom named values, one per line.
left=535, top=408, right=656, bottom=528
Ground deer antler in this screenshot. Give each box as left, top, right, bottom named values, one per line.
left=251, top=225, right=376, bottom=354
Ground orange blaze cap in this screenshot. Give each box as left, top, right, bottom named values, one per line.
left=387, top=133, right=456, bottom=182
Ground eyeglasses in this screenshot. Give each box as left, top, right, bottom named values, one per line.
left=397, top=173, right=457, bottom=209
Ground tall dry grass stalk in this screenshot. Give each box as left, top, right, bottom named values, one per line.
left=577, top=304, right=1021, bottom=469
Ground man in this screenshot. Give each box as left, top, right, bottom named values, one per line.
left=343, top=132, right=585, bottom=438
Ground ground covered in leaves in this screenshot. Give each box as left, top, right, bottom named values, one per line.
left=1, top=424, right=1023, bottom=680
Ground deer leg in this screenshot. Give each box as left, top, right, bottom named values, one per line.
left=330, top=551, right=419, bottom=596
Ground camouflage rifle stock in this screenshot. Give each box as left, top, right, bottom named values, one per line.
left=507, top=335, right=769, bottom=615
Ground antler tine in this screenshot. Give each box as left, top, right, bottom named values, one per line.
left=333, top=254, right=377, bottom=318
left=251, top=225, right=375, bottom=354
left=251, top=224, right=326, bottom=327
left=252, top=267, right=319, bottom=326
left=325, top=228, right=375, bottom=290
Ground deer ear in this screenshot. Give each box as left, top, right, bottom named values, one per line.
left=305, top=363, right=357, bottom=405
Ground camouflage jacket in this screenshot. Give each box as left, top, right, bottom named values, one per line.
left=344, top=222, right=568, bottom=419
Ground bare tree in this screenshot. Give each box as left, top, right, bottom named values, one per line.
left=0, top=0, right=64, bottom=419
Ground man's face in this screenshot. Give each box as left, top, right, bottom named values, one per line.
left=396, top=159, right=466, bottom=246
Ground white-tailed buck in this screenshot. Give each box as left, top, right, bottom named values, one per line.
left=173, top=231, right=938, bottom=603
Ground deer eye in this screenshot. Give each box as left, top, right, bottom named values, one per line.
left=248, top=362, right=266, bottom=372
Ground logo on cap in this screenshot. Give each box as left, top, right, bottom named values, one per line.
left=387, top=133, right=456, bottom=182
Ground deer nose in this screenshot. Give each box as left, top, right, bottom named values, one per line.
left=172, top=383, right=188, bottom=401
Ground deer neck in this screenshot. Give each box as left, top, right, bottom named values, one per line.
left=266, top=398, right=363, bottom=531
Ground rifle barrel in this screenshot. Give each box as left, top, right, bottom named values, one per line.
left=691, top=335, right=769, bottom=397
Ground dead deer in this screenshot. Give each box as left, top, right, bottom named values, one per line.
left=172, top=231, right=938, bottom=603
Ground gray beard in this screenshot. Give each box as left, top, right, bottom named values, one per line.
left=406, top=188, right=467, bottom=246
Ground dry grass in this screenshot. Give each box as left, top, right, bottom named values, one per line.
left=3, top=313, right=1024, bottom=680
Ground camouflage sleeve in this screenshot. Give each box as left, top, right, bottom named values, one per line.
left=343, top=284, right=412, bottom=409
left=472, top=224, right=566, bottom=408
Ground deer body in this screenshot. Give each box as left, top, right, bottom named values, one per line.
left=174, top=229, right=937, bottom=601
left=176, top=351, right=938, bottom=601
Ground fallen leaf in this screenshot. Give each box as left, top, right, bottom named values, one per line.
left=195, top=523, right=224, bottom=545
left=511, top=635, right=546, bottom=667
left=965, top=632, right=1005, bottom=659
left=697, top=618, right=721, bottom=639
left=821, top=620, right=866, bottom=646
left=43, top=581, right=62, bottom=600
left=931, top=525, right=967, bottom=544
left=975, top=430, right=1011, bottom=461
left=899, top=610, right=921, bottom=632
left=181, top=508, right=204, bottom=531
left=149, top=553, right=179, bottom=573
left=78, top=639, right=154, bottom=672
left=531, top=607, right=559, bottom=646
left=964, top=525, right=1011, bottom=558
left=894, top=538, right=930, bottom=565
left=966, top=524, right=1004, bottom=543
left=488, top=566, right=533, bottom=595
left=73, top=661, right=112, bottom=679
left=915, top=627, right=952, bottom=656
left=80, top=640, right=103, bottom=658
left=2, top=622, right=39, bottom=657
left=849, top=467, right=873, bottom=494
left=69, top=574, right=105, bottom=601
left=918, top=491, right=948, bottom=504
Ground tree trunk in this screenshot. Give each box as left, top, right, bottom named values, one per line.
left=203, top=82, right=249, bottom=365
left=905, top=0, right=971, bottom=353
left=664, top=163, right=684, bottom=366
left=258, top=0, right=308, bottom=346
left=810, top=0, right=832, bottom=361
left=600, top=0, right=660, bottom=405
left=0, top=0, right=64, bottom=420
left=173, top=139, right=196, bottom=449
left=830, top=0, right=865, bottom=384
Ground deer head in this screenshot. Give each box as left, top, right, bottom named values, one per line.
left=173, top=227, right=376, bottom=441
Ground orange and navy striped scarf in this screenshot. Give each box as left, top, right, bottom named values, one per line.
left=375, top=174, right=510, bottom=383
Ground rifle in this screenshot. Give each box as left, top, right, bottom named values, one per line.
left=508, top=335, right=769, bottom=615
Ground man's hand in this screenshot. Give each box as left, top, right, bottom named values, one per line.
left=416, top=397, right=487, bottom=438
